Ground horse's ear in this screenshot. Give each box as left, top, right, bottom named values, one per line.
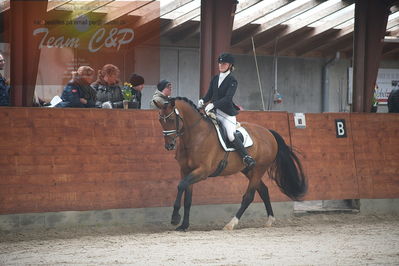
left=170, top=98, right=176, bottom=107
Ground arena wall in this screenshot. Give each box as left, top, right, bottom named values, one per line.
left=0, top=108, right=398, bottom=215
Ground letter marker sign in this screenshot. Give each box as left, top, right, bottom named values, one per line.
left=335, top=119, right=347, bottom=138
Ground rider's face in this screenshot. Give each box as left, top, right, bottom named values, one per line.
left=218, top=62, right=230, bottom=73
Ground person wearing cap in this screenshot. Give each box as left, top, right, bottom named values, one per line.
left=198, top=53, right=256, bottom=169
left=150, top=79, right=172, bottom=109
left=127, top=73, right=145, bottom=109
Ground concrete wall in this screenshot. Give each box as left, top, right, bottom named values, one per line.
left=139, top=46, right=399, bottom=113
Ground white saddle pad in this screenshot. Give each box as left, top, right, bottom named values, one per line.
left=214, top=123, right=254, bottom=152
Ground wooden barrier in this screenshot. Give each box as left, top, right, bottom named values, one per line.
left=0, top=108, right=398, bottom=215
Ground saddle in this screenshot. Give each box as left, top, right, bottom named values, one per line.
left=207, top=112, right=253, bottom=152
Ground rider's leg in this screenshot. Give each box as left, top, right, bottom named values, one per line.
left=216, top=110, right=256, bottom=169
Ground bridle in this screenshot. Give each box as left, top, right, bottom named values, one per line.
left=159, top=108, right=184, bottom=140
left=159, top=106, right=203, bottom=149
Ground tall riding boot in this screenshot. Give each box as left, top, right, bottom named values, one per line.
left=232, top=133, right=256, bottom=169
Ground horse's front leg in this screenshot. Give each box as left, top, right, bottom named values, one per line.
left=175, top=185, right=193, bottom=231
left=171, top=187, right=183, bottom=226
left=173, top=169, right=207, bottom=231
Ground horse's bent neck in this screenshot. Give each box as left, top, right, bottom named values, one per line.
left=175, top=101, right=213, bottom=143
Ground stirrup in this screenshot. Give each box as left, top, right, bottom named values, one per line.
left=243, top=155, right=256, bottom=169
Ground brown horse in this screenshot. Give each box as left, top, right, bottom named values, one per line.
left=154, top=97, right=307, bottom=231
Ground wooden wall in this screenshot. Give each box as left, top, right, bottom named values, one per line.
left=0, top=108, right=398, bottom=215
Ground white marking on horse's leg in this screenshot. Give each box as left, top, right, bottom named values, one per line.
left=223, top=216, right=239, bottom=230
left=265, top=215, right=276, bottom=227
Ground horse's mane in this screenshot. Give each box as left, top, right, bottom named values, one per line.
left=172, top=97, right=208, bottom=119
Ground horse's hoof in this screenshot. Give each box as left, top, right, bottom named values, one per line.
left=265, top=216, right=276, bottom=227
left=171, top=214, right=181, bottom=225
left=175, top=224, right=188, bottom=231
left=223, top=217, right=239, bottom=231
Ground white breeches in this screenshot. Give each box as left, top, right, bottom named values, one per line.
left=216, top=109, right=237, bottom=142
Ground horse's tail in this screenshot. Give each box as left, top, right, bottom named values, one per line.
left=268, top=129, right=307, bottom=201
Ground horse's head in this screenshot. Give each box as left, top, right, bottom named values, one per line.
left=154, top=98, right=182, bottom=151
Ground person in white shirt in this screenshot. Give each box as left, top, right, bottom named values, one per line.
left=198, top=53, right=255, bottom=169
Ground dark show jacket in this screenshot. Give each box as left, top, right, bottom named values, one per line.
left=202, top=73, right=240, bottom=116
left=56, top=80, right=95, bottom=108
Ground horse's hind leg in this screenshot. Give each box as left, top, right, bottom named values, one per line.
left=257, top=180, right=276, bottom=227
left=224, top=172, right=260, bottom=230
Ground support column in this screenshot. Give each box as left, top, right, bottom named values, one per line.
left=352, top=0, right=392, bottom=112
left=10, top=0, right=46, bottom=106
left=199, top=0, right=237, bottom=97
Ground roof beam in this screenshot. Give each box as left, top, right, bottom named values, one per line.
left=160, top=7, right=200, bottom=36
left=382, top=43, right=399, bottom=56
left=236, top=0, right=263, bottom=12
left=295, top=29, right=341, bottom=55
left=388, top=26, right=399, bottom=36
left=320, top=35, right=353, bottom=57
left=104, top=1, right=152, bottom=24
left=161, top=0, right=194, bottom=17
left=129, top=1, right=160, bottom=29
left=309, top=24, right=354, bottom=54
left=254, top=1, right=351, bottom=49
left=233, top=0, right=294, bottom=31
left=46, top=0, right=72, bottom=12
left=276, top=7, right=354, bottom=54
left=170, top=23, right=200, bottom=43
left=232, top=0, right=325, bottom=47
left=73, top=0, right=115, bottom=18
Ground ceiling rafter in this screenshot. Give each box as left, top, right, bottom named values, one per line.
left=160, top=7, right=200, bottom=36
left=170, top=22, right=200, bottom=43
left=161, top=0, right=195, bottom=17
left=104, top=1, right=153, bottom=24
left=232, top=0, right=325, bottom=47
left=307, top=24, right=354, bottom=55
left=47, top=0, right=72, bottom=12
left=75, top=0, right=115, bottom=18
left=233, top=0, right=294, bottom=31
left=253, top=1, right=351, bottom=50
left=295, top=29, right=341, bottom=56
left=236, top=0, right=263, bottom=13
left=275, top=7, right=354, bottom=54
left=128, top=1, right=161, bottom=29
left=388, top=26, right=399, bottom=36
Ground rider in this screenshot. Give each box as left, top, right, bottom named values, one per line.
left=198, top=53, right=256, bottom=169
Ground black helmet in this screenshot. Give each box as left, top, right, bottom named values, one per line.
left=218, top=53, right=234, bottom=65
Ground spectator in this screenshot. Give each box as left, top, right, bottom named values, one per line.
left=388, top=88, right=399, bottom=113
left=127, top=73, right=145, bottom=109
left=92, top=64, right=123, bottom=108
left=0, top=52, right=10, bottom=106
left=55, top=66, right=96, bottom=108
left=150, top=79, right=172, bottom=109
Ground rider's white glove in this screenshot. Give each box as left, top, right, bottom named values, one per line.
left=205, top=103, right=214, bottom=113
left=198, top=99, right=204, bottom=108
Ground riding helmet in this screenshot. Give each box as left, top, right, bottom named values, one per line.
left=218, top=53, right=235, bottom=65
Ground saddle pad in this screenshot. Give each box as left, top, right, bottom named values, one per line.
left=214, top=123, right=254, bottom=152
